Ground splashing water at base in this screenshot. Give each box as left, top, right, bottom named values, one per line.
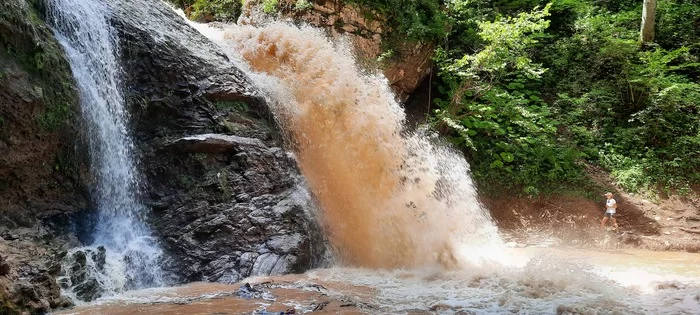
left=47, top=0, right=166, bottom=301
left=205, top=22, right=504, bottom=269
left=56, top=248, right=700, bottom=314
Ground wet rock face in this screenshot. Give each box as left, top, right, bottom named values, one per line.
left=0, top=255, right=9, bottom=276
left=0, top=0, right=87, bottom=224
left=0, top=0, right=86, bottom=312
left=0, top=0, right=86, bottom=228
left=155, top=134, right=321, bottom=283
left=57, top=247, right=107, bottom=302
left=109, top=0, right=327, bottom=283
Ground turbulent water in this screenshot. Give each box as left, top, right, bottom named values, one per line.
left=57, top=248, right=700, bottom=314
left=47, top=0, right=165, bottom=300
left=182, top=19, right=504, bottom=269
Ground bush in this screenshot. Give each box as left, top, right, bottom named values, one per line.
left=294, top=0, right=313, bottom=11
left=262, top=0, right=278, bottom=14
left=342, top=0, right=448, bottom=43
left=428, top=0, right=699, bottom=196
left=168, top=0, right=243, bottom=22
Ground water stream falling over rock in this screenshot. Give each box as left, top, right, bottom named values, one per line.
left=46, top=0, right=165, bottom=301
left=181, top=18, right=506, bottom=269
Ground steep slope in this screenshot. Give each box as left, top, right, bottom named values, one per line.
left=0, top=0, right=86, bottom=312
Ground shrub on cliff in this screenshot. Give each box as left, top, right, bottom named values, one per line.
left=343, top=0, right=448, bottom=43
left=168, top=0, right=243, bottom=22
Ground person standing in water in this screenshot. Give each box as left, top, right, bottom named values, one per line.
left=601, top=192, right=619, bottom=231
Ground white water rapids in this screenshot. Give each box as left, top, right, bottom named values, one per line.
left=57, top=248, right=700, bottom=314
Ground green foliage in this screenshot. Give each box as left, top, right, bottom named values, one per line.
left=262, top=0, right=278, bottom=14
left=193, top=0, right=242, bottom=22
left=376, top=49, right=395, bottom=63
left=533, top=1, right=700, bottom=193
left=462, top=3, right=551, bottom=78
left=37, top=101, right=71, bottom=131
left=215, top=100, right=249, bottom=112
left=294, top=0, right=313, bottom=11
left=433, top=3, right=582, bottom=195
left=167, top=0, right=242, bottom=22
left=426, top=0, right=699, bottom=196
left=343, top=0, right=448, bottom=43
left=655, top=0, right=700, bottom=49
left=221, top=120, right=239, bottom=133
left=598, top=146, right=649, bottom=192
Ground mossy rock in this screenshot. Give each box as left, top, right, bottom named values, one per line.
left=0, top=291, right=21, bottom=315
left=0, top=0, right=78, bottom=131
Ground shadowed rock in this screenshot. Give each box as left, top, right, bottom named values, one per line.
left=167, top=134, right=266, bottom=153
left=108, top=0, right=330, bottom=284
left=0, top=255, right=9, bottom=276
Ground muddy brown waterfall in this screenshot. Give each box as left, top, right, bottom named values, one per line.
left=200, top=24, right=505, bottom=268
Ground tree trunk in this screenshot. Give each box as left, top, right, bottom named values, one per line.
left=640, top=0, right=657, bottom=44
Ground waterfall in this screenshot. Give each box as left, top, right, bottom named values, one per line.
left=181, top=17, right=507, bottom=269
left=46, top=0, right=165, bottom=301
left=225, top=24, right=505, bottom=268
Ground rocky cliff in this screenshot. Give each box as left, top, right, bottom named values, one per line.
left=110, top=0, right=328, bottom=285
left=0, top=0, right=87, bottom=312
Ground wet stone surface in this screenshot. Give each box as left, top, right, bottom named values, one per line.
left=108, top=0, right=328, bottom=284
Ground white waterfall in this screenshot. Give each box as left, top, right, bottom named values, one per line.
left=46, top=0, right=165, bottom=301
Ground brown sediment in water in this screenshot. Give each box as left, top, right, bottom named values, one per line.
left=55, top=249, right=700, bottom=314
left=55, top=279, right=372, bottom=315
left=221, top=24, right=500, bottom=269
left=228, top=26, right=417, bottom=268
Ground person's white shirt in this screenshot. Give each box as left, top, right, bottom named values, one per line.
left=606, top=198, right=617, bottom=214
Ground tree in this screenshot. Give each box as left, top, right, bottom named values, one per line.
left=640, top=0, right=657, bottom=44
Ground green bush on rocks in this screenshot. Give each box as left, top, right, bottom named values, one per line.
left=168, top=0, right=243, bottom=22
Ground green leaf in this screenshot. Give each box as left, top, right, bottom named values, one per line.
left=500, top=152, right=515, bottom=163
left=490, top=160, right=504, bottom=168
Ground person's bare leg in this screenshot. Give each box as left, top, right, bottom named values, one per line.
left=612, top=218, right=618, bottom=231
left=601, top=217, right=608, bottom=229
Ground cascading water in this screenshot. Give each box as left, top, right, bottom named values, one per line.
left=182, top=18, right=506, bottom=269
left=46, top=0, right=165, bottom=301
left=53, top=12, right=700, bottom=315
